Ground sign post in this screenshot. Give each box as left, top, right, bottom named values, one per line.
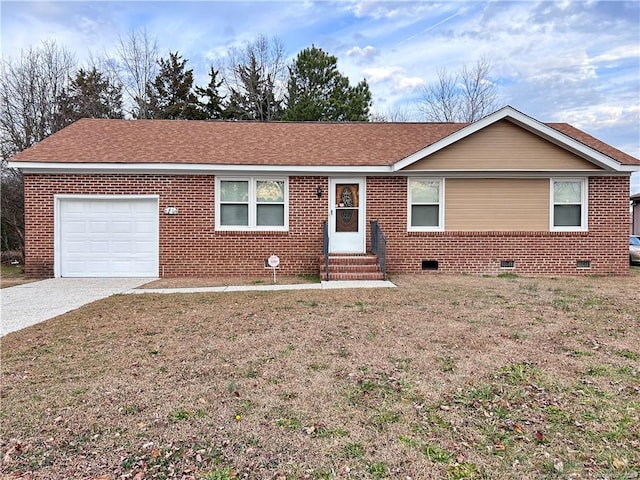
left=268, top=255, right=280, bottom=284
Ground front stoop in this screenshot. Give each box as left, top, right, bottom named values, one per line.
left=320, top=254, right=384, bottom=281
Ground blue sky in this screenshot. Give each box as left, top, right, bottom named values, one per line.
left=2, top=0, right=639, bottom=192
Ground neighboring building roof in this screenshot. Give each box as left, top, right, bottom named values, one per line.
left=9, top=106, right=640, bottom=172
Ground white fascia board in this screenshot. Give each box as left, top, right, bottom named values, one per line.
left=396, top=170, right=631, bottom=178
left=8, top=161, right=392, bottom=175
left=392, top=106, right=637, bottom=173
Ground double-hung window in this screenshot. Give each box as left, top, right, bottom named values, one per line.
left=408, top=178, right=444, bottom=231
left=216, top=177, right=288, bottom=231
left=550, top=178, right=587, bottom=231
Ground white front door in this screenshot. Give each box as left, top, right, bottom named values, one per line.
left=329, top=178, right=365, bottom=253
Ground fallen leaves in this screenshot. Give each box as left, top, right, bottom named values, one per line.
left=2, top=273, right=639, bottom=479
left=2, top=440, right=23, bottom=464
left=612, top=458, right=628, bottom=470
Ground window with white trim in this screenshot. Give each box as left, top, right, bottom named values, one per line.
left=216, top=177, right=288, bottom=231
left=408, top=178, right=444, bottom=231
left=550, top=178, right=587, bottom=231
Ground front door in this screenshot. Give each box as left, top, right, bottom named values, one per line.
left=329, top=178, right=365, bottom=253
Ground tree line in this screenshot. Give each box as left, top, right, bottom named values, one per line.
left=0, top=28, right=497, bottom=255
left=0, top=32, right=375, bottom=252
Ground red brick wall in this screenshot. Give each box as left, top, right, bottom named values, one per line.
left=367, top=175, right=630, bottom=275
left=23, top=173, right=629, bottom=278
left=23, top=174, right=328, bottom=278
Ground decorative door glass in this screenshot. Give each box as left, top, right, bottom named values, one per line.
left=335, top=183, right=359, bottom=232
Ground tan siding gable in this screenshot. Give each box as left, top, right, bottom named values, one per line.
left=405, top=120, right=602, bottom=171
left=445, top=178, right=549, bottom=231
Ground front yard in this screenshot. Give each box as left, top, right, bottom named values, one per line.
left=1, top=272, right=639, bottom=479
left=0, top=264, right=38, bottom=289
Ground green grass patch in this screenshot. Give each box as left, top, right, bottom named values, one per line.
left=1, top=264, right=23, bottom=277
left=344, top=442, right=365, bottom=459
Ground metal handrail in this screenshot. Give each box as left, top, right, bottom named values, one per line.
left=370, top=220, right=387, bottom=280
left=322, top=220, right=329, bottom=281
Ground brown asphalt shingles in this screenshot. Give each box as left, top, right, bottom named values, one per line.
left=10, top=118, right=640, bottom=166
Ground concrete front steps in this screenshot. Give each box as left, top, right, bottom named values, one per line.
left=320, top=254, right=384, bottom=281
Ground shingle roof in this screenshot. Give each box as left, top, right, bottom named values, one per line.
left=9, top=119, right=465, bottom=166
left=9, top=117, right=640, bottom=166
left=547, top=123, right=640, bottom=166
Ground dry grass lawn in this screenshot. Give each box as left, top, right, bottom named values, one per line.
left=141, top=275, right=320, bottom=289
left=1, top=271, right=639, bottom=479
left=0, top=265, right=38, bottom=289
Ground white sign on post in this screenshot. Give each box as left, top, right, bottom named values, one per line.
left=268, top=255, right=280, bottom=284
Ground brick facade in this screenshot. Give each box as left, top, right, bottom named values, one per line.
left=367, top=176, right=630, bottom=276
left=24, top=173, right=630, bottom=278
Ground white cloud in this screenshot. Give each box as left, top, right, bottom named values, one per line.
left=361, top=66, right=400, bottom=83
left=346, top=45, right=378, bottom=59
left=1, top=0, right=638, bottom=163
left=556, top=105, right=640, bottom=132
left=344, top=1, right=438, bottom=20
left=362, top=66, right=424, bottom=92
left=395, top=75, right=425, bottom=91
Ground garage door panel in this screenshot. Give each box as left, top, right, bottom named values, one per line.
left=111, top=240, right=133, bottom=252
left=135, top=221, right=155, bottom=233
left=112, top=261, right=137, bottom=275
left=86, top=201, right=109, bottom=213
left=88, top=241, right=109, bottom=254
left=111, top=221, right=133, bottom=234
left=59, top=197, right=158, bottom=277
left=65, top=221, right=87, bottom=234
left=88, top=221, right=109, bottom=233
left=111, top=202, right=133, bottom=213
left=65, top=240, right=87, bottom=254
left=131, top=201, right=156, bottom=213
left=131, top=260, right=156, bottom=275
left=65, top=202, right=90, bottom=213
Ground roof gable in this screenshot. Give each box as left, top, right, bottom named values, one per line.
left=402, top=119, right=602, bottom=172
left=392, top=106, right=639, bottom=172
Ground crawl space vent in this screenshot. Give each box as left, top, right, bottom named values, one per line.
left=500, top=260, right=515, bottom=269
left=576, top=260, right=591, bottom=269
left=422, top=260, right=439, bottom=270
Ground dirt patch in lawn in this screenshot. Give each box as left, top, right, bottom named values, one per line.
left=140, top=274, right=320, bottom=289
left=1, top=272, right=639, bottom=479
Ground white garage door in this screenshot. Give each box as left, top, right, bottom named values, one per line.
left=58, top=196, right=159, bottom=277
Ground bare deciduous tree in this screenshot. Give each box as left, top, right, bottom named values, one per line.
left=222, top=35, right=287, bottom=121
left=1, top=170, right=24, bottom=255
left=0, top=41, right=75, bottom=253
left=418, top=57, right=498, bottom=122
left=369, top=106, right=417, bottom=122
left=106, top=28, right=159, bottom=118
left=0, top=41, right=75, bottom=160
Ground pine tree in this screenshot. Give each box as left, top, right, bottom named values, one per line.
left=284, top=46, right=371, bottom=121
left=144, top=52, right=202, bottom=120
left=225, top=52, right=282, bottom=121
left=195, top=66, right=226, bottom=119
left=58, top=67, right=123, bottom=124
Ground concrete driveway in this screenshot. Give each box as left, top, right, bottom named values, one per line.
left=1, top=278, right=151, bottom=337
